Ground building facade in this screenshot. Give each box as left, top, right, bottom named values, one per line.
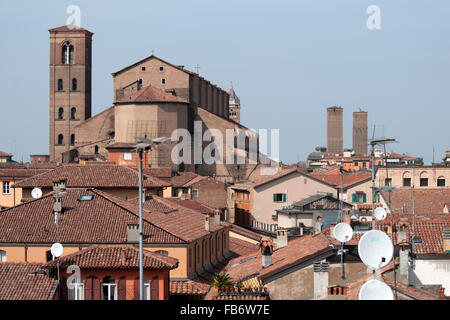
left=326, top=106, right=343, bottom=155
left=352, top=109, right=368, bottom=156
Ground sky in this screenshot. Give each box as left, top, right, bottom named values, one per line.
left=0, top=0, right=449, bottom=164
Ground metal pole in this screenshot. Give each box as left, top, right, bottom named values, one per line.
left=371, top=143, right=375, bottom=229
left=139, top=149, right=144, bottom=300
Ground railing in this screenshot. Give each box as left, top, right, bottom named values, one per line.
left=251, top=220, right=278, bottom=233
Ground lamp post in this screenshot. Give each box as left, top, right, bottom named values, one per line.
left=133, top=136, right=169, bottom=300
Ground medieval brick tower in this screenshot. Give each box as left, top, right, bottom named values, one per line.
left=327, top=106, right=343, bottom=155
left=353, top=108, right=368, bottom=155
left=49, top=25, right=93, bottom=161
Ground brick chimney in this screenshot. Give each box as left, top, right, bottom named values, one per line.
left=313, top=262, right=329, bottom=300
left=398, top=222, right=410, bottom=285
left=276, top=228, right=288, bottom=249
left=260, top=240, right=273, bottom=268
left=126, top=223, right=139, bottom=243
left=327, top=285, right=348, bottom=300
left=214, top=209, right=221, bottom=225
left=343, top=210, right=351, bottom=225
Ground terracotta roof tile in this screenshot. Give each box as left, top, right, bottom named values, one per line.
left=0, top=188, right=184, bottom=244
left=0, top=168, right=51, bottom=179
left=170, top=280, right=210, bottom=295
left=13, top=164, right=170, bottom=188
left=114, top=85, right=188, bottom=104
left=0, top=263, right=57, bottom=300
left=310, top=171, right=371, bottom=189
left=43, top=245, right=178, bottom=270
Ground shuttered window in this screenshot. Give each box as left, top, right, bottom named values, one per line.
left=273, top=193, right=286, bottom=202
left=151, top=277, right=159, bottom=300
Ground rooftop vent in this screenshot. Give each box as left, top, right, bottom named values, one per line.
left=79, top=195, right=94, bottom=201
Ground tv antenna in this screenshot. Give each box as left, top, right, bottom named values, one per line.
left=333, top=222, right=353, bottom=279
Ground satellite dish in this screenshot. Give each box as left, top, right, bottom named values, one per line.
left=50, top=242, right=64, bottom=258
left=358, top=230, right=393, bottom=270
left=374, top=207, right=387, bottom=221
left=31, top=187, right=42, bottom=199
left=333, top=223, right=353, bottom=243
left=359, top=279, right=394, bottom=300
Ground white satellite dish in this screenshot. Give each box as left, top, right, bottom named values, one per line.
left=359, top=279, right=394, bottom=300
left=31, top=187, right=42, bottom=199
left=333, top=223, right=353, bottom=243
left=50, top=242, right=64, bottom=258
left=374, top=207, right=387, bottom=221
left=358, top=230, right=393, bottom=270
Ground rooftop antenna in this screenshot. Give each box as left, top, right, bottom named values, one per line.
left=194, top=64, right=200, bottom=74
left=333, top=222, right=353, bottom=279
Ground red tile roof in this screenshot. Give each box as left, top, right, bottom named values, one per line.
left=310, top=171, right=371, bottom=189
left=229, top=238, right=260, bottom=257
left=43, top=245, right=178, bottom=270
left=0, top=188, right=184, bottom=244
left=48, top=25, right=93, bottom=34
left=0, top=150, right=12, bottom=157
left=226, top=233, right=333, bottom=283
left=165, top=197, right=216, bottom=215
left=405, top=220, right=450, bottom=254
left=114, top=85, right=188, bottom=104
left=0, top=168, right=51, bottom=179
left=142, top=167, right=173, bottom=179
left=13, top=164, right=170, bottom=188
left=130, top=195, right=226, bottom=242
left=170, top=171, right=200, bottom=187
left=170, top=280, right=210, bottom=295
left=382, top=188, right=450, bottom=219
left=0, top=263, right=57, bottom=300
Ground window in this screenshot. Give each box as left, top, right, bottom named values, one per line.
left=72, top=78, right=77, bottom=91
left=192, top=189, right=198, bottom=198
left=155, top=250, right=169, bottom=257
left=352, top=192, right=367, bottom=203
left=420, top=178, right=428, bottom=187
left=403, top=178, right=411, bottom=187
left=70, top=134, right=75, bottom=146
left=0, top=250, right=6, bottom=262
left=354, top=162, right=358, bottom=166
left=94, top=145, right=99, bottom=154
left=385, top=178, right=392, bottom=187
left=123, top=152, right=132, bottom=161
left=273, top=193, right=286, bottom=203
left=159, top=66, right=164, bottom=71
left=102, top=276, right=117, bottom=300
left=58, top=79, right=63, bottom=91
left=141, top=66, right=146, bottom=72
left=71, top=107, right=77, bottom=120
left=143, top=278, right=150, bottom=300
left=437, top=177, right=446, bottom=187
left=68, top=277, right=84, bottom=300
left=62, top=43, right=74, bottom=64
left=57, top=134, right=64, bottom=145
left=161, top=78, right=166, bottom=84
left=2, top=182, right=10, bottom=195
left=58, top=107, right=64, bottom=120
left=45, top=250, right=54, bottom=262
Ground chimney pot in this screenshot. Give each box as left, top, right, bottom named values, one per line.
left=214, top=209, right=221, bottom=225
left=205, top=216, right=210, bottom=232
left=126, top=223, right=139, bottom=243
left=276, top=228, right=288, bottom=249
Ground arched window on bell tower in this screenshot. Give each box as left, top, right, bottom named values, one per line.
left=58, top=107, right=64, bottom=120
left=72, top=78, right=77, bottom=91
left=58, top=79, right=63, bottom=91
left=70, top=134, right=75, bottom=146
left=71, top=107, right=77, bottom=120
left=62, top=42, right=74, bottom=65
left=57, top=134, right=64, bottom=145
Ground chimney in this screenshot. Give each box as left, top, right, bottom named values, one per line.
left=260, top=240, right=273, bottom=268
left=443, top=228, right=450, bottom=253
left=276, top=228, right=288, bottom=249
left=343, top=210, right=351, bottom=225
left=330, top=223, right=336, bottom=236
left=398, top=223, right=410, bottom=285
left=53, top=177, right=67, bottom=192
left=205, top=215, right=210, bottom=232
left=126, top=223, right=139, bottom=243
left=314, top=215, right=323, bottom=234
left=314, top=262, right=330, bottom=300
left=327, top=285, right=348, bottom=300
left=214, top=209, right=221, bottom=225
left=438, top=287, right=446, bottom=300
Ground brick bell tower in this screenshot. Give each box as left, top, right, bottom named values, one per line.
left=49, top=25, right=93, bottom=161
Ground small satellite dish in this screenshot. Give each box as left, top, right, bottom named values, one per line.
left=374, top=207, right=387, bottom=221
left=50, top=242, right=63, bottom=258
left=31, top=187, right=42, bottom=199
left=358, top=230, right=393, bottom=270
left=333, top=223, right=353, bottom=243
left=359, top=279, right=394, bottom=300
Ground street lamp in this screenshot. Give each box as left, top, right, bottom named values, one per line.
left=132, top=136, right=169, bottom=300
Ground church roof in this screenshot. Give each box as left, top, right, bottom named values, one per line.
left=48, top=25, right=93, bottom=35
left=114, top=85, right=188, bottom=104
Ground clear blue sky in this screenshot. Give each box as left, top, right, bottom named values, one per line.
left=0, top=0, right=449, bottom=164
